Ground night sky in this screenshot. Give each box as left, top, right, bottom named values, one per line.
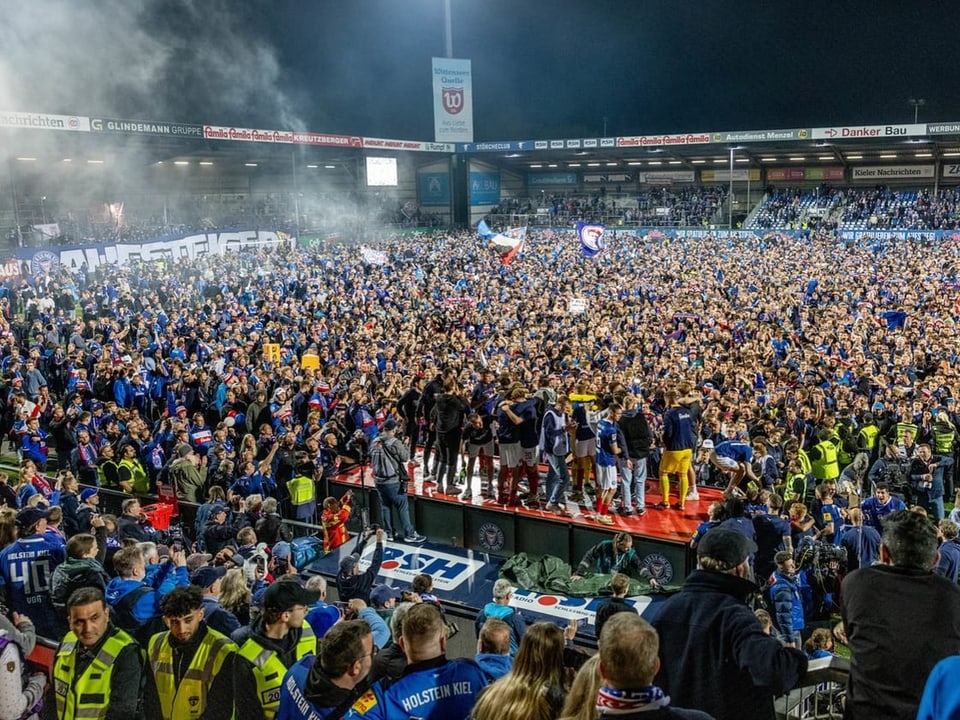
left=1, top=0, right=958, bottom=141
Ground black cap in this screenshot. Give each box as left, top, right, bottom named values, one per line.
left=191, top=566, right=227, bottom=588
left=382, top=418, right=398, bottom=431
left=339, top=554, right=360, bottom=574
left=16, top=506, right=49, bottom=529
left=697, top=527, right=757, bottom=569
left=261, top=581, right=320, bottom=613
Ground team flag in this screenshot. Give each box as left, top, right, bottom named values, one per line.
left=577, top=222, right=607, bottom=257
left=478, top=220, right=526, bottom=265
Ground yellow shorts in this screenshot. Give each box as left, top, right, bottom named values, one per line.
left=660, top=448, right=692, bottom=476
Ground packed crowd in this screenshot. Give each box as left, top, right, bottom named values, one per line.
left=751, top=184, right=960, bottom=231
left=0, top=224, right=957, bottom=716
left=537, top=186, right=727, bottom=228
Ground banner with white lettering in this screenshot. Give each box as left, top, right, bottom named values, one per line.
left=0, top=111, right=89, bottom=132
left=16, top=229, right=294, bottom=274
left=432, top=57, right=474, bottom=143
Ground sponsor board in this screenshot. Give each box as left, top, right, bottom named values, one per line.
left=812, top=123, right=925, bottom=140
left=510, top=588, right=653, bottom=626
left=470, top=171, right=500, bottom=205
left=943, top=163, right=960, bottom=178
left=767, top=167, right=845, bottom=182
left=712, top=128, right=808, bottom=143
left=91, top=117, right=202, bottom=137
left=565, top=139, right=581, bottom=149
left=528, top=172, right=578, bottom=187
left=419, top=172, right=451, bottom=206
left=432, top=57, right=474, bottom=143
left=700, top=168, right=761, bottom=182
left=203, top=125, right=362, bottom=147
left=358, top=544, right=486, bottom=592
left=582, top=138, right=598, bottom=148
left=928, top=122, right=960, bottom=135
left=637, top=171, right=696, bottom=184
left=583, top=173, right=631, bottom=183
left=618, top=133, right=711, bottom=148
left=851, top=165, right=934, bottom=180
left=363, top=137, right=435, bottom=151
left=0, top=111, right=89, bottom=132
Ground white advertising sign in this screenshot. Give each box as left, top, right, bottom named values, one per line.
left=851, top=165, right=935, bottom=180
left=812, top=123, right=925, bottom=140
left=432, top=57, right=474, bottom=143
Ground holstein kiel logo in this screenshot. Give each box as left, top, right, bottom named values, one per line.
left=478, top=522, right=505, bottom=553
left=442, top=86, right=464, bottom=114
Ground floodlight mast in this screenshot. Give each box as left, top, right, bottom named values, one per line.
left=444, top=0, right=453, bottom=58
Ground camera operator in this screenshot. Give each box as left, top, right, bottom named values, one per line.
left=866, top=443, right=911, bottom=501
left=910, top=443, right=954, bottom=520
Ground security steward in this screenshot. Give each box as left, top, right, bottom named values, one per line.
left=278, top=619, right=375, bottom=720
left=234, top=579, right=320, bottom=720
left=344, top=603, right=487, bottom=720
left=144, top=585, right=236, bottom=720
left=54, top=586, right=143, bottom=720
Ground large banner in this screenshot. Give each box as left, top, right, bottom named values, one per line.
left=432, top=57, right=474, bottom=143
left=15, top=229, right=294, bottom=274
left=418, top=172, right=451, bottom=206
left=91, top=117, right=203, bottom=138
left=469, top=172, right=500, bottom=205
left=851, top=165, right=935, bottom=180
left=0, top=111, right=90, bottom=132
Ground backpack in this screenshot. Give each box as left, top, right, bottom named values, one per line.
left=370, top=437, right=400, bottom=481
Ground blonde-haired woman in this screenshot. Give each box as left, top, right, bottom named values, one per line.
left=558, top=654, right=601, bottom=720
left=471, top=621, right=572, bottom=720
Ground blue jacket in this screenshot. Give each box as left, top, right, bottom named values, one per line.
left=105, top=563, right=189, bottom=623
left=475, top=653, right=512, bottom=681
left=474, top=602, right=526, bottom=655
left=662, top=406, right=696, bottom=452
left=769, top=570, right=805, bottom=641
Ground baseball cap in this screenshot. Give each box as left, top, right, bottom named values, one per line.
left=339, top=554, right=360, bottom=574
left=701, top=439, right=714, bottom=450
left=271, top=541, right=291, bottom=560
left=382, top=418, right=398, bottom=431
left=261, top=581, right=320, bottom=613
left=16, top=507, right=49, bottom=528
left=370, top=584, right=402, bottom=607
left=210, top=502, right=228, bottom=515
left=697, top=528, right=757, bottom=569
left=80, top=488, right=99, bottom=502
left=186, top=552, right=213, bottom=574
left=191, top=566, right=227, bottom=588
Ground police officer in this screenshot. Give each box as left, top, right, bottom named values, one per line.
left=144, top=585, right=237, bottom=720
left=234, top=580, right=320, bottom=720
left=344, top=603, right=487, bottom=720
left=278, top=619, right=374, bottom=720
left=53, top=587, right=143, bottom=720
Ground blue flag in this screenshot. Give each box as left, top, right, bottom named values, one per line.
left=577, top=222, right=606, bottom=257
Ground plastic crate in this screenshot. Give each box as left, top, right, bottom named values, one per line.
left=142, top=502, right=174, bottom=531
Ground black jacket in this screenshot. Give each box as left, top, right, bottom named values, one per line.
left=336, top=536, right=383, bottom=603
left=651, top=569, right=807, bottom=720
left=619, top=408, right=652, bottom=459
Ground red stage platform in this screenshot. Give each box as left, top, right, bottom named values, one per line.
left=326, top=463, right=720, bottom=584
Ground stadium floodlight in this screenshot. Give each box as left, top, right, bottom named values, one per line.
left=668, top=160, right=682, bottom=165
left=605, top=162, right=617, bottom=167
left=691, top=159, right=706, bottom=164
left=244, top=162, right=258, bottom=167
left=62, top=158, right=72, bottom=162
left=548, top=164, right=558, bottom=168
left=789, top=156, right=805, bottom=161
left=880, top=154, right=897, bottom=159
left=915, top=153, right=932, bottom=158
left=587, top=162, right=600, bottom=167
left=846, top=154, right=863, bottom=160
left=735, top=158, right=749, bottom=163
left=306, top=164, right=318, bottom=168
left=569, top=163, right=582, bottom=167
left=625, top=162, right=641, bottom=166
left=529, top=163, right=542, bottom=168
left=199, top=161, right=213, bottom=166
left=818, top=155, right=833, bottom=160
left=325, top=165, right=336, bottom=169
left=908, top=98, right=926, bottom=123
left=16, top=157, right=36, bottom=161
left=713, top=158, right=726, bottom=163
left=761, top=157, right=776, bottom=162
left=174, top=161, right=189, bottom=166
left=87, top=160, right=104, bottom=164
left=648, top=160, right=662, bottom=165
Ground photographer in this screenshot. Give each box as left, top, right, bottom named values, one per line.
left=337, top=527, right=386, bottom=604
left=369, top=418, right=425, bottom=543
left=866, top=443, right=911, bottom=501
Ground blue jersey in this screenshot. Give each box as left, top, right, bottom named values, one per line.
left=0, top=534, right=66, bottom=638
left=714, top=441, right=754, bottom=463
left=661, top=406, right=696, bottom=451
left=596, top=418, right=619, bottom=467
left=279, top=656, right=338, bottom=720
left=345, top=656, right=487, bottom=720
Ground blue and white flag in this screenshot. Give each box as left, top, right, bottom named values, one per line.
left=577, top=222, right=606, bottom=257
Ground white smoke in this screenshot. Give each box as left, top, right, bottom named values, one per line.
left=0, top=0, right=304, bottom=129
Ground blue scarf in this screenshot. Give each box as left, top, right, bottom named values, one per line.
left=596, top=685, right=671, bottom=715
